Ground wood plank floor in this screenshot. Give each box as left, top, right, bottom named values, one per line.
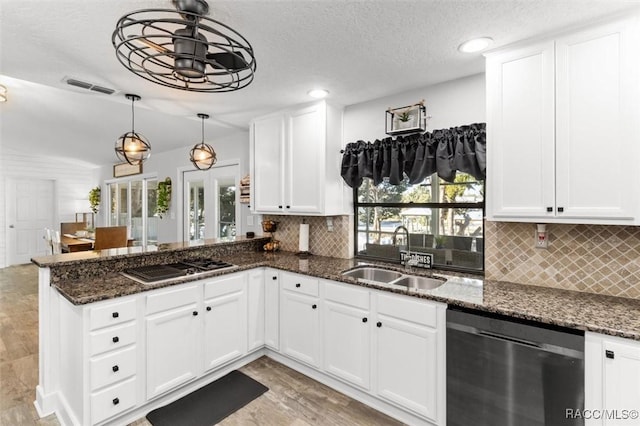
left=0, top=264, right=404, bottom=426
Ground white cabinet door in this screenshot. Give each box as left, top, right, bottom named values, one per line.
left=146, top=304, right=200, bottom=400
left=280, top=290, right=320, bottom=367
left=247, top=269, right=265, bottom=352
left=323, top=299, right=371, bottom=390
left=486, top=41, right=556, bottom=220
left=586, top=332, right=640, bottom=426
left=286, top=103, right=324, bottom=214
left=264, top=269, right=280, bottom=351
left=252, top=114, right=285, bottom=213
left=555, top=18, right=639, bottom=221
left=203, top=275, right=247, bottom=372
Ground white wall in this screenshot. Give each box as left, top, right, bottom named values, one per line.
left=0, top=149, right=97, bottom=267
left=343, top=73, right=485, bottom=143
left=95, top=129, right=260, bottom=244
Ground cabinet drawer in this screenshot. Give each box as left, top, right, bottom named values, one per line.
left=91, top=345, right=136, bottom=391
left=91, top=377, right=136, bottom=425
left=376, top=293, right=440, bottom=328
left=323, top=280, right=369, bottom=310
left=90, top=299, right=136, bottom=331
left=146, top=284, right=199, bottom=315
left=204, top=273, right=246, bottom=299
left=90, top=322, right=136, bottom=357
left=281, top=272, right=318, bottom=297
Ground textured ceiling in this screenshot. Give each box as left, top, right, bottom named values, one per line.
left=1, top=0, right=639, bottom=166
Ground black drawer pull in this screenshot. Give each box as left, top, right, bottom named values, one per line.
left=272, top=276, right=277, bottom=280
left=112, top=336, right=119, bottom=343
left=376, top=322, right=382, bottom=328
left=112, top=365, right=119, bottom=372
left=206, top=306, right=212, bottom=312
left=112, top=312, right=119, bottom=318
left=546, top=207, right=553, bottom=212
left=278, top=205, right=283, bottom=209
left=312, top=304, right=317, bottom=309
left=362, top=318, right=368, bottom=323
left=558, top=207, right=564, bottom=213
left=286, top=205, right=290, bottom=209
left=295, top=283, right=301, bottom=288
left=606, top=350, right=615, bottom=359
left=112, top=398, right=119, bottom=405
left=192, top=311, right=198, bottom=316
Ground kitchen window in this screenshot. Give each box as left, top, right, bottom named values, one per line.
left=354, top=172, right=484, bottom=272
left=107, top=176, right=158, bottom=246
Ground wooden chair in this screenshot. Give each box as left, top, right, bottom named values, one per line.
left=60, top=222, right=86, bottom=236
left=94, top=226, right=128, bottom=250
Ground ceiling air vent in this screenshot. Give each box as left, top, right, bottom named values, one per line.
left=63, top=76, right=117, bottom=95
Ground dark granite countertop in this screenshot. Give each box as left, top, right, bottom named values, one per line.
left=47, top=248, right=640, bottom=341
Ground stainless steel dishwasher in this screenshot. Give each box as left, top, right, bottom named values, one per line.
left=447, top=307, right=584, bottom=426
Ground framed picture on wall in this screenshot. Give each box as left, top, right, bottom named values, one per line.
left=113, top=162, right=142, bottom=178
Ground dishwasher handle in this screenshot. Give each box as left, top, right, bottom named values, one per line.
left=478, top=330, right=541, bottom=349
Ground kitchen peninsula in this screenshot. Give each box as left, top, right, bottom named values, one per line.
left=32, top=236, right=640, bottom=426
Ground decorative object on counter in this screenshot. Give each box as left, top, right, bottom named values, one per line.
left=239, top=174, right=250, bottom=203
left=112, top=0, right=256, bottom=93
left=189, top=113, right=217, bottom=170
left=89, top=186, right=101, bottom=214
left=0, top=84, right=7, bottom=102
left=385, top=100, right=429, bottom=136
left=113, top=161, right=143, bottom=178
left=114, top=94, right=151, bottom=165
left=341, top=122, right=486, bottom=187
left=261, top=220, right=280, bottom=251
left=156, top=177, right=172, bottom=219
left=245, top=231, right=254, bottom=238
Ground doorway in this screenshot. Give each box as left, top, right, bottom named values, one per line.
left=5, top=178, right=55, bottom=265
left=183, top=164, right=240, bottom=242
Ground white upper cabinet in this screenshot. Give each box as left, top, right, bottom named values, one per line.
left=251, top=100, right=346, bottom=216
left=487, top=16, right=640, bottom=224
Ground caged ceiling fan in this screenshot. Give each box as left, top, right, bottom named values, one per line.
left=112, top=0, right=256, bottom=93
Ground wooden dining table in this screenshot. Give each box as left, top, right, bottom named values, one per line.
left=61, top=234, right=94, bottom=253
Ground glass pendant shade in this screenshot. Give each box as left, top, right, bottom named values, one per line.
left=190, top=113, right=217, bottom=170
left=115, top=94, right=151, bottom=165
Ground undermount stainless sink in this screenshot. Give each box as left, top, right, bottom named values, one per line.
left=391, top=275, right=445, bottom=290
left=341, top=266, right=446, bottom=291
left=341, top=267, right=403, bottom=283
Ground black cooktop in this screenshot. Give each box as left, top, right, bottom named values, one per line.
left=123, top=259, right=236, bottom=283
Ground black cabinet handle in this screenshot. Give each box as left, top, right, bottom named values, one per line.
left=278, top=205, right=283, bottom=209
left=376, top=322, right=382, bottom=328
left=606, top=350, right=615, bottom=359
left=112, top=398, right=120, bottom=405
left=312, top=304, right=317, bottom=309
left=112, top=365, right=119, bottom=372
left=192, top=311, right=198, bottom=316
left=272, top=276, right=277, bottom=280
left=286, top=205, right=290, bottom=209
left=558, top=207, right=564, bottom=213
left=112, top=312, right=119, bottom=318
left=206, top=306, right=212, bottom=312
left=546, top=207, right=553, bottom=212
left=362, top=318, right=368, bottom=323
left=112, top=336, right=119, bottom=343
left=295, top=283, right=301, bottom=288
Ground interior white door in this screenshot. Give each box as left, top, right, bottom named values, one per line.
left=6, top=178, right=55, bottom=265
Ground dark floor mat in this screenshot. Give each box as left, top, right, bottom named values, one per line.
left=146, top=370, right=269, bottom=426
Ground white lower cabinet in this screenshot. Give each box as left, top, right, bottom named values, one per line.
left=374, top=293, right=444, bottom=424
left=247, top=269, right=265, bottom=352
left=586, top=332, right=640, bottom=426
left=145, top=284, right=201, bottom=400
left=264, top=269, right=280, bottom=350
left=203, top=274, right=247, bottom=371
left=280, top=272, right=321, bottom=367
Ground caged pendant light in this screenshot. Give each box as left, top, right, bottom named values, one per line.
left=115, top=94, right=151, bottom=165
left=190, top=113, right=217, bottom=170
left=112, top=0, right=256, bottom=93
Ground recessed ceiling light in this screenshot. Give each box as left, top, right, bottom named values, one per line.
left=458, top=37, right=493, bottom=53
left=308, top=89, right=329, bottom=99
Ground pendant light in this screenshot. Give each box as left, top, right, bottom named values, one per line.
left=115, top=94, right=151, bottom=165
left=190, top=113, right=217, bottom=170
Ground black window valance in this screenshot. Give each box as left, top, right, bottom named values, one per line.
left=340, top=122, right=486, bottom=188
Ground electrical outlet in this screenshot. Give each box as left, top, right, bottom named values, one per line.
left=535, top=224, right=548, bottom=249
